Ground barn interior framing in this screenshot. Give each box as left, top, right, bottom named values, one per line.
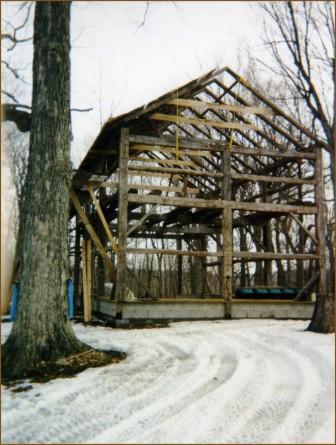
left=69, top=66, right=327, bottom=321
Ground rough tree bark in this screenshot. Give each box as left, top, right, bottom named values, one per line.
left=258, top=0, right=335, bottom=333
left=2, top=2, right=88, bottom=380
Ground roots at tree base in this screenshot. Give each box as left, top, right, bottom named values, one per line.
left=1, top=329, right=90, bottom=382
left=307, top=293, right=335, bottom=334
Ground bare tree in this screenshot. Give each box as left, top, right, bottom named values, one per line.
left=256, top=1, right=335, bottom=333
left=2, top=2, right=89, bottom=381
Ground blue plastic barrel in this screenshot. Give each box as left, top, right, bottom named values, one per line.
left=254, top=288, right=269, bottom=299
left=236, top=288, right=254, bottom=299
left=269, top=289, right=282, bottom=299
left=67, top=278, right=75, bottom=319
left=282, top=288, right=297, bottom=299
left=9, top=282, right=20, bottom=321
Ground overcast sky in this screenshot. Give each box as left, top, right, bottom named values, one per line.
left=3, top=1, right=267, bottom=167
left=70, top=1, right=263, bottom=165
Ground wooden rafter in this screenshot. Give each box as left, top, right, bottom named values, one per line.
left=150, top=113, right=259, bottom=131
left=167, top=98, right=275, bottom=116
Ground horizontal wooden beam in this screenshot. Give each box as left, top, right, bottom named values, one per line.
left=130, top=145, right=212, bottom=158
left=128, top=171, right=181, bottom=179
left=127, top=193, right=317, bottom=214
left=129, top=156, right=196, bottom=167
left=127, top=248, right=222, bottom=257
left=167, top=98, right=275, bottom=116
left=128, top=164, right=223, bottom=178
left=129, top=134, right=315, bottom=160
left=234, top=251, right=319, bottom=260
left=130, top=144, right=315, bottom=161
left=232, top=147, right=316, bottom=160
left=126, top=248, right=318, bottom=260
left=130, top=134, right=230, bottom=151
left=87, top=181, right=200, bottom=195
left=232, top=173, right=317, bottom=185
left=150, top=113, right=259, bottom=131
left=111, top=224, right=221, bottom=235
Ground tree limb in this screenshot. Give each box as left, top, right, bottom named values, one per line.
left=2, top=103, right=31, bottom=132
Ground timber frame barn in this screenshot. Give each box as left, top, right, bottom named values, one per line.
left=69, top=66, right=327, bottom=321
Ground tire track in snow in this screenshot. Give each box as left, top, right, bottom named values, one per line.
left=2, top=321, right=334, bottom=444
left=89, top=338, right=239, bottom=443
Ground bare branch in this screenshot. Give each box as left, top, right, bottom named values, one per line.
left=137, top=1, right=150, bottom=29
left=2, top=103, right=31, bottom=132
left=71, top=107, right=93, bottom=113
left=2, top=2, right=33, bottom=51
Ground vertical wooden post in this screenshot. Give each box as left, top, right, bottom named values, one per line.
left=200, top=235, right=207, bottom=296
left=315, top=150, right=327, bottom=295
left=177, top=237, right=183, bottom=295
left=73, top=216, right=81, bottom=312
left=115, top=127, right=129, bottom=318
left=86, top=239, right=92, bottom=322
left=82, top=239, right=88, bottom=321
left=262, top=183, right=273, bottom=285
left=297, top=164, right=304, bottom=288
left=221, top=149, right=232, bottom=318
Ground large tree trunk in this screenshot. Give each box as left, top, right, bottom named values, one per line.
left=307, top=149, right=335, bottom=333
left=2, top=2, right=88, bottom=380
left=307, top=294, right=335, bottom=334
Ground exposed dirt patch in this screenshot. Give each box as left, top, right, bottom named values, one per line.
left=11, top=385, right=33, bottom=393
left=3, top=348, right=126, bottom=389
left=73, top=316, right=169, bottom=330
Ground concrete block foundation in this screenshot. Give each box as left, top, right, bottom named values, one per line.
left=93, top=298, right=314, bottom=321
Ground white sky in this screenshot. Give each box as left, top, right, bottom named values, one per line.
left=70, top=1, right=262, bottom=166
left=3, top=1, right=265, bottom=166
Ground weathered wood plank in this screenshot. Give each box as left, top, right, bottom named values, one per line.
left=150, top=113, right=259, bottom=131
left=126, top=248, right=317, bottom=260
left=315, top=150, right=327, bottom=295
left=115, top=128, right=129, bottom=317
left=176, top=238, right=183, bottom=294
left=86, top=239, right=92, bottom=322
left=232, top=172, right=316, bottom=185
left=87, top=181, right=200, bottom=195
left=128, top=171, right=181, bottom=179
left=167, top=98, right=275, bottom=115
left=127, top=248, right=223, bottom=257
left=129, top=156, right=196, bottom=167
left=130, top=134, right=230, bottom=150
left=130, top=144, right=212, bottom=158
left=129, top=134, right=318, bottom=159
left=128, top=164, right=223, bottom=178
left=234, top=252, right=319, bottom=260
left=221, top=149, right=232, bottom=318
left=81, top=240, right=88, bottom=322
left=127, top=193, right=318, bottom=214
left=232, top=147, right=317, bottom=160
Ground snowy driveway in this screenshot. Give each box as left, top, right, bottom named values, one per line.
left=1, top=319, right=335, bottom=444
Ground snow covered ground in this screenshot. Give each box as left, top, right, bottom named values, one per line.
left=1, top=319, right=335, bottom=444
